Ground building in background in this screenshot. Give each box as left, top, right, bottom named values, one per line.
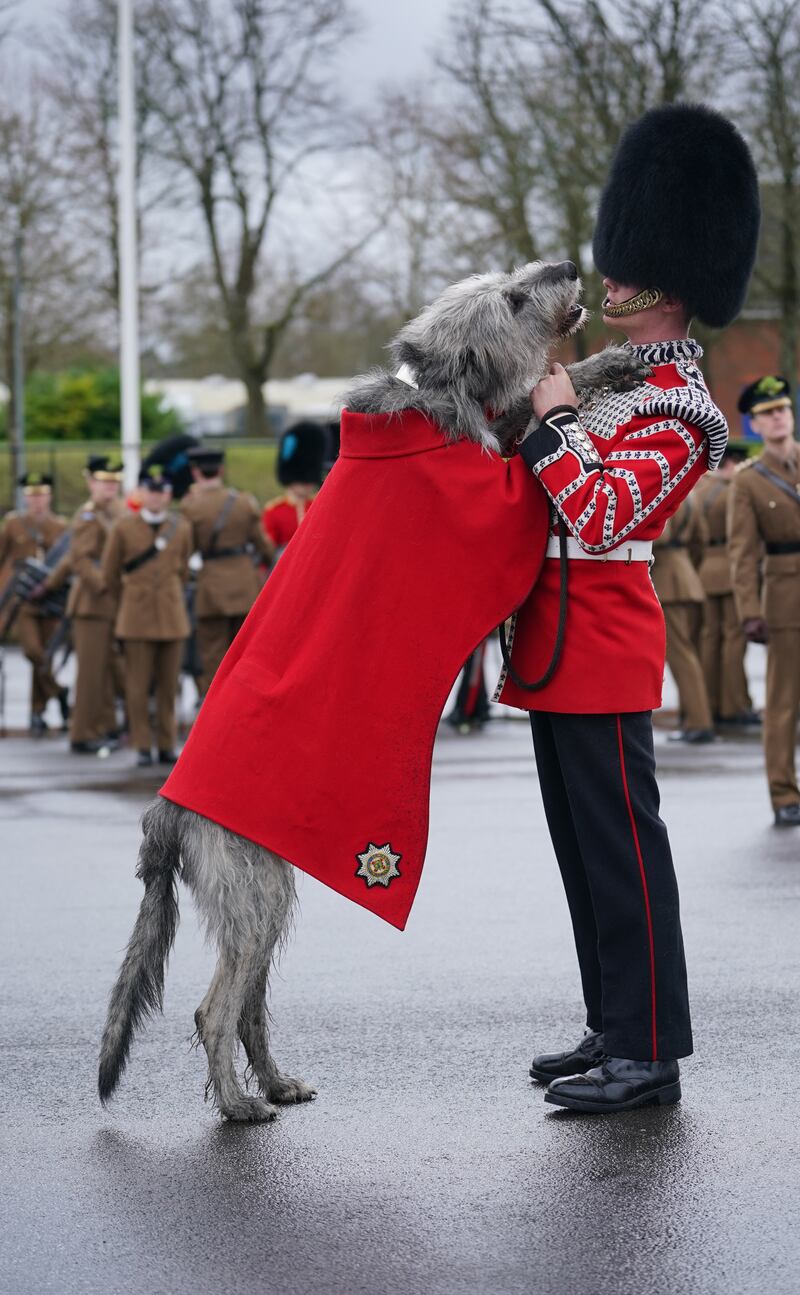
left=142, top=374, right=349, bottom=438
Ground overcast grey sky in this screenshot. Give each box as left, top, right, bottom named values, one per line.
left=19, top=0, right=455, bottom=93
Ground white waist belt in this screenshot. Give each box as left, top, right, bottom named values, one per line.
left=545, top=536, right=653, bottom=563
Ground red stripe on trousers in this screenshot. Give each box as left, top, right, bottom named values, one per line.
left=615, top=715, right=658, bottom=1061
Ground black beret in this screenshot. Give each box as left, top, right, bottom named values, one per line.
left=187, top=446, right=225, bottom=469
left=86, top=454, right=123, bottom=479
left=737, top=375, right=793, bottom=416
left=19, top=472, right=53, bottom=491
left=139, top=464, right=171, bottom=490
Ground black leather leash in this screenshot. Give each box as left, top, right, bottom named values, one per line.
left=497, top=516, right=569, bottom=691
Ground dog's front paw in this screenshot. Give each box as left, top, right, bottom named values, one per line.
left=612, top=356, right=652, bottom=391
left=220, top=1094, right=279, bottom=1123
left=268, top=1074, right=317, bottom=1104
left=568, top=347, right=652, bottom=397
left=596, top=348, right=652, bottom=391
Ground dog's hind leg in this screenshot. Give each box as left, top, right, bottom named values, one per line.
left=239, top=969, right=317, bottom=1105
left=238, top=957, right=316, bottom=1105
left=182, top=813, right=281, bottom=1122
left=197, top=948, right=277, bottom=1122
left=237, top=852, right=316, bottom=1105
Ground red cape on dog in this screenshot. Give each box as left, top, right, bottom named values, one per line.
left=161, top=408, right=548, bottom=929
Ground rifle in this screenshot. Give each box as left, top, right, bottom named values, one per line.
left=44, top=615, right=73, bottom=671
left=0, top=530, right=73, bottom=735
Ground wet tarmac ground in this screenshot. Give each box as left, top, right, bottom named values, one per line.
left=1, top=652, right=799, bottom=1295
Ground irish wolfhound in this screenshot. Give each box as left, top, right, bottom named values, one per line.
left=98, top=261, right=649, bottom=1122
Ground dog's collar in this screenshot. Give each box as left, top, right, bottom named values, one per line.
left=394, top=364, right=419, bottom=389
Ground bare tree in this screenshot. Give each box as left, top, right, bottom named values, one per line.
left=429, top=0, right=722, bottom=355
left=45, top=0, right=178, bottom=357
left=140, top=0, right=378, bottom=434
left=0, top=88, right=94, bottom=427
left=729, top=0, right=800, bottom=385
left=0, top=1, right=18, bottom=42
left=46, top=0, right=125, bottom=312
left=361, top=88, right=465, bottom=322
left=434, top=3, right=541, bottom=267
left=528, top=0, right=717, bottom=137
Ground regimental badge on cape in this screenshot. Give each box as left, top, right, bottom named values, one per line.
left=356, top=843, right=402, bottom=888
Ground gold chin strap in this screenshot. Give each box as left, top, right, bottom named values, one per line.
left=604, top=287, right=664, bottom=319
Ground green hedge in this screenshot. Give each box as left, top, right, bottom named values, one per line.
left=0, top=368, right=184, bottom=443
left=1, top=441, right=281, bottom=516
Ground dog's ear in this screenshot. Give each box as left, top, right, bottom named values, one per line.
left=503, top=287, right=529, bottom=315
left=453, top=347, right=480, bottom=381
left=394, top=338, right=426, bottom=370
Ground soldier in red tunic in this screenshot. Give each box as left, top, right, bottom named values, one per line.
left=262, top=421, right=326, bottom=558
left=499, top=105, right=761, bottom=1112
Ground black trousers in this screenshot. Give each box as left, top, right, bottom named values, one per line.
left=530, top=711, right=693, bottom=1061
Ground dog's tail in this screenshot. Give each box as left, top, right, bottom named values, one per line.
left=98, top=797, right=183, bottom=1105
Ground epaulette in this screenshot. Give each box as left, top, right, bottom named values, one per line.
left=735, top=458, right=755, bottom=472
left=263, top=495, right=287, bottom=512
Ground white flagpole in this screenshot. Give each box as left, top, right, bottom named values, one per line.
left=118, top=0, right=141, bottom=493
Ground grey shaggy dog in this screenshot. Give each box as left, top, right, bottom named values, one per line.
left=98, top=260, right=649, bottom=1122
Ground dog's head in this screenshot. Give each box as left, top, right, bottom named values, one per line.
left=390, top=260, right=586, bottom=417
left=344, top=260, right=587, bottom=451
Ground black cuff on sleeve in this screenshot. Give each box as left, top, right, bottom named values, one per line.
left=520, top=405, right=602, bottom=472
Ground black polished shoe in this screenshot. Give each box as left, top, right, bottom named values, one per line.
left=136, top=749, right=154, bottom=767
left=158, top=749, right=179, bottom=765
left=738, top=709, right=762, bottom=727
left=70, top=740, right=107, bottom=754
left=774, top=804, right=800, bottom=827
left=668, top=728, right=715, bottom=744
left=529, top=1028, right=605, bottom=1084
left=30, top=713, right=48, bottom=737
left=545, top=1057, right=681, bottom=1113
left=716, top=709, right=761, bottom=728
left=58, top=687, right=71, bottom=730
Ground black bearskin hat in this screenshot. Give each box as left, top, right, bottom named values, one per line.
left=277, top=420, right=326, bottom=487
left=143, top=433, right=199, bottom=499
left=593, top=103, right=760, bottom=328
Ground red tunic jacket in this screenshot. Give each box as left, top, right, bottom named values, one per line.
left=162, top=408, right=549, bottom=929
left=262, top=494, right=314, bottom=550
left=498, top=339, right=727, bottom=714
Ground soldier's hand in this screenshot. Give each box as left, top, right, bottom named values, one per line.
left=743, top=617, right=769, bottom=644
left=531, top=364, right=579, bottom=420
